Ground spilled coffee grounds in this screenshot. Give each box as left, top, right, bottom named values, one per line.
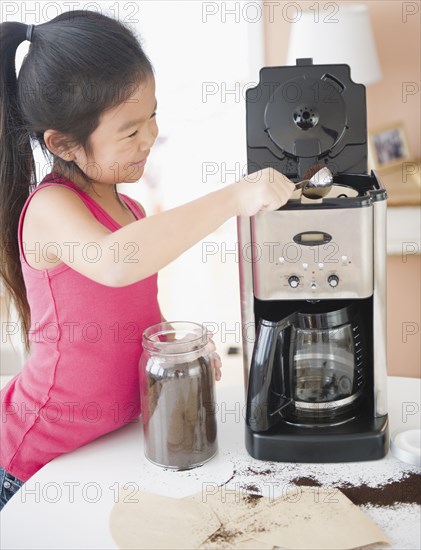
left=243, top=493, right=264, bottom=506
left=291, top=476, right=322, bottom=488
left=208, top=527, right=242, bottom=544
left=291, top=472, right=421, bottom=507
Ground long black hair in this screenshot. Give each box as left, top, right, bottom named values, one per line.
left=0, top=11, right=153, bottom=351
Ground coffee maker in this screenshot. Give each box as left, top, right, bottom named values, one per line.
left=238, top=59, right=389, bottom=462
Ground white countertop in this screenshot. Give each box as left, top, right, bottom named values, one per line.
left=1, top=376, right=420, bottom=550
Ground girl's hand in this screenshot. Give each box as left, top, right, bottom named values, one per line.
left=203, top=331, right=222, bottom=382
left=233, top=167, right=295, bottom=217
left=183, top=330, right=222, bottom=382
left=158, top=328, right=222, bottom=381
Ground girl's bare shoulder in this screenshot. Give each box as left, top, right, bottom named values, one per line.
left=25, top=183, right=103, bottom=227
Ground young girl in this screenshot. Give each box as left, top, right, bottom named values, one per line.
left=0, top=11, right=294, bottom=511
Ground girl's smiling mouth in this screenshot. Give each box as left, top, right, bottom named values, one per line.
left=131, top=155, right=148, bottom=168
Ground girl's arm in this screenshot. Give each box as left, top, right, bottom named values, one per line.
left=26, top=168, right=294, bottom=287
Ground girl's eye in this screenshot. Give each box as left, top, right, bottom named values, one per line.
left=127, top=114, right=156, bottom=139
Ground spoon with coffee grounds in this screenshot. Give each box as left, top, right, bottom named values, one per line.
left=295, top=165, right=334, bottom=199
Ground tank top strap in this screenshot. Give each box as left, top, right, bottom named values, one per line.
left=119, top=193, right=145, bottom=220
left=18, top=174, right=76, bottom=259
left=17, top=172, right=143, bottom=261
left=35, top=173, right=119, bottom=223
left=37, top=174, right=145, bottom=222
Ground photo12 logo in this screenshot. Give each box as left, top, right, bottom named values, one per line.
left=201, top=2, right=340, bottom=24
left=1, top=2, right=140, bottom=24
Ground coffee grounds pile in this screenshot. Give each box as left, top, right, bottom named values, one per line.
left=340, top=473, right=421, bottom=506
left=207, top=527, right=243, bottom=544
left=291, top=472, right=421, bottom=507
left=291, top=476, right=322, bottom=487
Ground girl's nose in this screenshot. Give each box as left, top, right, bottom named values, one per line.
left=140, top=121, right=158, bottom=150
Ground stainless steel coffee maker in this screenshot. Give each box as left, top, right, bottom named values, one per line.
left=239, top=59, right=389, bottom=462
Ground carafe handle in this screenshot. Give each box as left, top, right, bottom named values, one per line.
left=246, top=313, right=296, bottom=432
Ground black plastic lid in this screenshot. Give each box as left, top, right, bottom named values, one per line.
left=246, top=59, right=368, bottom=180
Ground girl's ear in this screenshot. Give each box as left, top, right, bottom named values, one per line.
left=43, top=129, right=79, bottom=162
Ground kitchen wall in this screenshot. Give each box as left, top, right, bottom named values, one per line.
left=387, top=254, right=420, bottom=378
left=263, top=0, right=420, bottom=377
left=263, top=0, right=420, bottom=157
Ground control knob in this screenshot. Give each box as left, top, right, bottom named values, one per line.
left=288, top=276, right=300, bottom=288
left=328, top=274, right=339, bottom=288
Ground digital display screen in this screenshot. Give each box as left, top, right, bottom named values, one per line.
left=300, top=232, right=325, bottom=242
left=293, top=231, right=333, bottom=246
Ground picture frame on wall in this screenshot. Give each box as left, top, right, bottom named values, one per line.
left=368, top=123, right=411, bottom=171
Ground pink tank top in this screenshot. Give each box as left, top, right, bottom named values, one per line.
left=0, top=173, right=161, bottom=481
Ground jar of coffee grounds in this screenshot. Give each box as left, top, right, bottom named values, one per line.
left=140, top=322, right=218, bottom=470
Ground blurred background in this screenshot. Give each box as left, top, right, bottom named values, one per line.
left=1, top=1, right=420, bottom=385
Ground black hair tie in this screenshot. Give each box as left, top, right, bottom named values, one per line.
left=26, top=24, right=35, bottom=42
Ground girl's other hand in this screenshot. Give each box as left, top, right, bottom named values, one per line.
left=160, top=329, right=222, bottom=381
left=233, top=166, right=295, bottom=217
left=203, top=331, right=222, bottom=382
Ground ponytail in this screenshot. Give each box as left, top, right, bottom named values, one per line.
left=0, top=22, right=36, bottom=353
left=0, top=12, right=153, bottom=354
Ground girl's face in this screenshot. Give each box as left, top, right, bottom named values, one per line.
left=74, top=73, right=158, bottom=185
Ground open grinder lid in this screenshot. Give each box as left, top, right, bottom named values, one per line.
left=246, top=58, right=368, bottom=180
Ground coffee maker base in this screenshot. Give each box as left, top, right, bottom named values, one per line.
left=245, top=415, right=389, bottom=463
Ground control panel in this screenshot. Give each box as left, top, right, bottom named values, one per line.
left=251, top=207, right=374, bottom=300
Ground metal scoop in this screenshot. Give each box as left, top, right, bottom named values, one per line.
left=295, top=166, right=334, bottom=199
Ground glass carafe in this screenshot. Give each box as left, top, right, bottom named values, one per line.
left=289, top=310, right=364, bottom=424
left=247, top=304, right=366, bottom=432
left=139, top=322, right=218, bottom=470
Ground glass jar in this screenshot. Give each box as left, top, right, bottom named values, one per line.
left=139, top=322, right=218, bottom=470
